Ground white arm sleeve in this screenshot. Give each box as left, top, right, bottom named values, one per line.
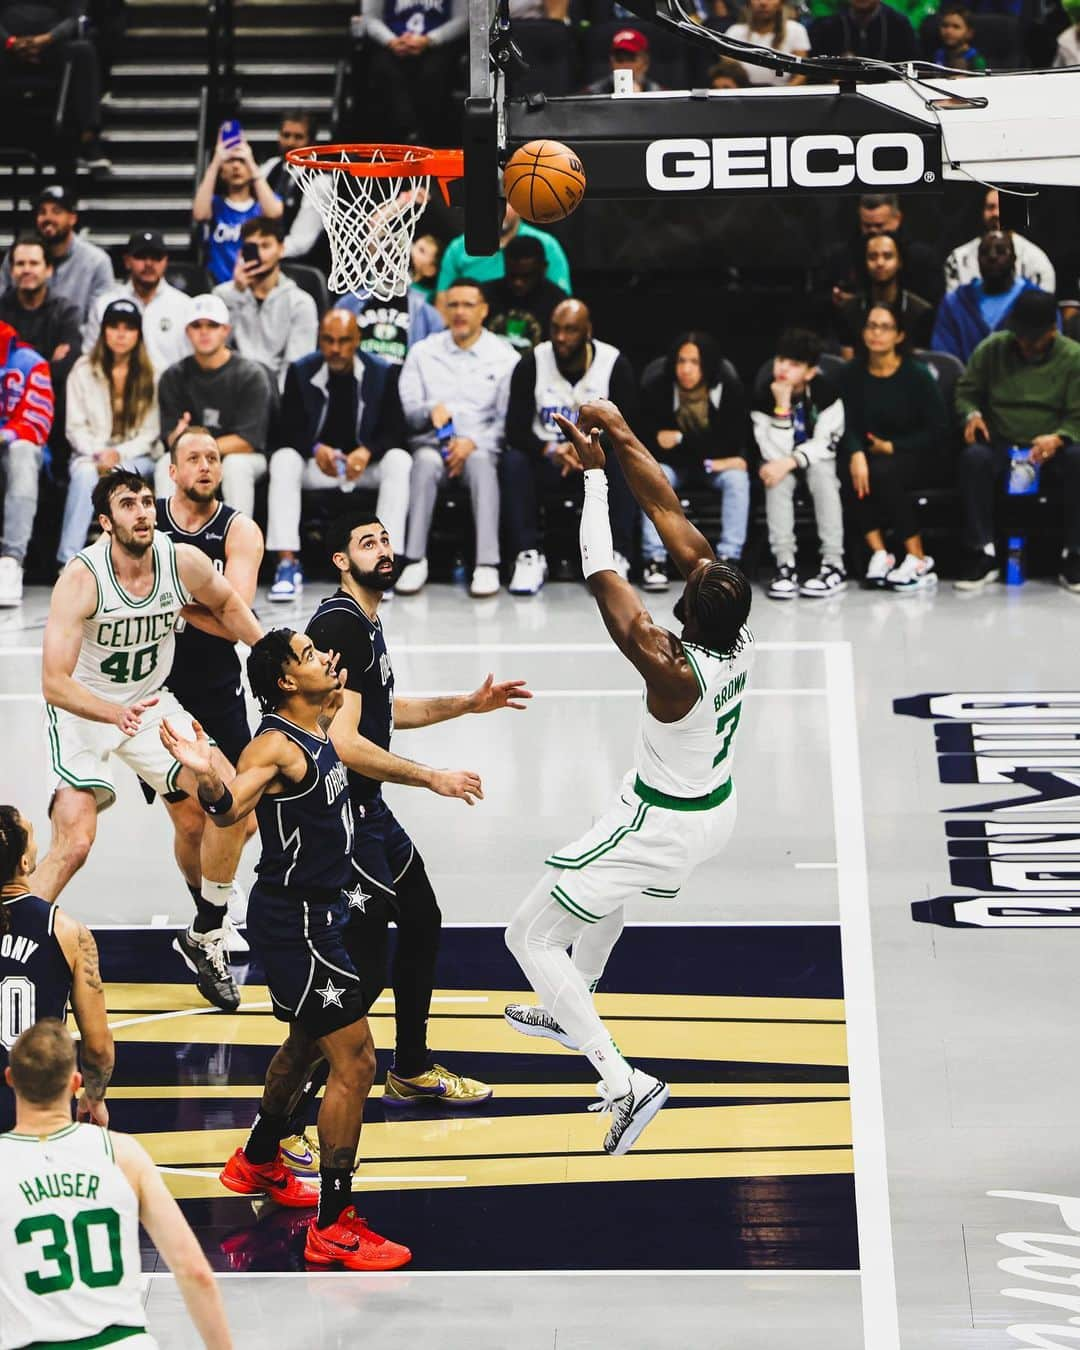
left=579, top=469, right=616, bottom=579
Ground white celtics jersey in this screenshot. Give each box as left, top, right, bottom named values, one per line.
left=72, top=532, right=191, bottom=705
left=634, top=629, right=754, bottom=800
left=0, top=1123, right=146, bottom=1350
left=531, top=339, right=620, bottom=445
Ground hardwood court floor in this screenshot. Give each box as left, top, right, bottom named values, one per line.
left=1, top=576, right=1076, bottom=1348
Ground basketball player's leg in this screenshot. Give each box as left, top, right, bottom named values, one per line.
left=32, top=787, right=100, bottom=902
left=572, top=906, right=625, bottom=992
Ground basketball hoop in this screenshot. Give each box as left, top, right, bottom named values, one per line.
left=285, top=143, right=464, bottom=301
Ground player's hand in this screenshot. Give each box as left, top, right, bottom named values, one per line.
left=552, top=414, right=603, bottom=470
left=549, top=440, right=582, bottom=477
left=115, top=696, right=159, bottom=737
left=430, top=769, right=484, bottom=805
left=759, top=458, right=794, bottom=488
left=345, top=446, right=372, bottom=481
left=964, top=412, right=990, bottom=445
left=77, top=1093, right=109, bottom=1127
left=469, top=672, right=532, bottom=714
left=1030, top=434, right=1063, bottom=465
left=849, top=450, right=870, bottom=500
left=159, top=715, right=212, bottom=769
left=445, top=436, right=475, bottom=479
left=576, top=399, right=625, bottom=436
left=866, top=434, right=894, bottom=456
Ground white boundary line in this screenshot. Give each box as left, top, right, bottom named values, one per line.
left=824, top=642, right=898, bottom=1350
left=0, top=641, right=832, bottom=657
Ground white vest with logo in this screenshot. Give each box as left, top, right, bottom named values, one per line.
left=531, top=339, right=620, bottom=446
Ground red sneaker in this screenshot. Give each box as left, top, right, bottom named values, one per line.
left=304, top=1205, right=412, bottom=1270
left=219, top=1148, right=318, bottom=1208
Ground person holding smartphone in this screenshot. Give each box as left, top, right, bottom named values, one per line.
left=193, top=124, right=284, bottom=284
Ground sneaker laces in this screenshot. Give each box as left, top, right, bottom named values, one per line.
left=199, top=930, right=230, bottom=979
left=588, top=1083, right=631, bottom=1115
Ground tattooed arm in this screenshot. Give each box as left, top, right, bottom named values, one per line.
left=55, top=911, right=115, bottom=1125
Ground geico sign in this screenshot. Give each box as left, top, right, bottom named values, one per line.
left=644, top=133, right=929, bottom=192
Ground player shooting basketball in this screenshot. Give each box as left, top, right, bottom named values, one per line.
left=505, top=398, right=753, bottom=1155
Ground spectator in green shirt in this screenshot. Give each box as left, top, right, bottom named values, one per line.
left=953, top=290, right=1080, bottom=594
left=434, top=205, right=571, bottom=312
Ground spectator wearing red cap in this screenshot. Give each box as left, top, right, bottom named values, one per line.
left=583, top=28, right=664, bottom=93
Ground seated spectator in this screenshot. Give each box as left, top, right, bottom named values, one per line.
left=360, top=0, right=466, bottom=147
left=213, top=218, right=318, bottom=391
left=0, top=186, right=114, bottom=326
left=0, top=321, right=53, bottom=606
left=60, top=299, right=161, bottom=566
left=435, top=204, right=572, bottom=309
left=837, top=302, right=946, bottom=590
left=707, top=56, right=752, bottom=87
left=410, top=233, right=442, bottom=303
left=193, top=130, right=283, bottom=285
left=638, top=331, right=750, bottom=591
left=83, top=230, right=193, bottom=374
left=259, top=109, right=326, bottom=260
left=811, top=0, right=919, bottom=61
left=483, top=235, right=568, bottom=354
left=752, top=328, right=846, bottom=600
left=953, top=290, right=1080, bottom=593
left=0, top=0, right=109, bottom=170
left=822, top=194, right=941, bottom=314
left=0, top=234, right=82, bottom=433
left=933, top=5, right=987, bottom=69
left=931, top=230, right=1045, bottom=364
left=583, top=28, right=663, bottom=94
left=1053, top=0, right=1080, bottom=65
left=503, top=298, right=638, bottom=596
left=156, top=294, right=271, bottom=516
left=725, top=0, right=810, bottom=83
left=338, top=274, right=445, bottom=366
left=397, top=277, right=519, bottom=597
left=944, top=188, right=1055, bottom=294
left=835, top=233, right=934, bottom=356
left=266, top=309, right=412, bottom=602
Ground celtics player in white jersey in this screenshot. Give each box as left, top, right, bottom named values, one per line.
left=0, top=1019, right=231, bottom=1349
left=505, top=398, right=753, bottom=1156
left=33, top=470, right=263, bottom=1011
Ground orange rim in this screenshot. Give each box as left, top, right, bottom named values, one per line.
left=285, top=143, right=464, bottom=182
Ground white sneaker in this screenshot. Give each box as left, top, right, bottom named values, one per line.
left=469, top=564, right=500, bottom=598
left=799, top=562, right=847, bottom=598
left=503, top=1003, right=577, bottom=1049
left=642, top=560, right=669, bottom=592
left=613, top=552, right=630, bottom=581
left=395, top=558, right=428, bottom=595
left=508, top=550, right=547, bottom=595
left=886, top=553, right=938, bottom=592
left=863, top=550, right=894, bottom=588
left=0, top=556, right=24, bottom=607
left=588, top=1068, right=670, bottom=1156
left=224, top=881, right=249, bottom=954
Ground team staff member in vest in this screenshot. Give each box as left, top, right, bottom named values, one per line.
left=34, top=470, right=263, bottom=1012
left=1, top=1021, right=233, bottom=1348
left=360, top=0, right=466, bottom=149
left=0, top=806, right=113, bottom=1133
left=502, top=299, right=638, bottom=596
left=397, top=278, right=519, bottom=598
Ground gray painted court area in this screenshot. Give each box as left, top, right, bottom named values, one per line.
left=1, top=579, right=1077, bottom=1349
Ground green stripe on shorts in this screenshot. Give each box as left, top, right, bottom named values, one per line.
left=545, top=799, right=651, bottom=871
left=551, top=885, right=603, bottom=924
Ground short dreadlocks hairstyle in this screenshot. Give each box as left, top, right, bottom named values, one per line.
left=246, top=628, right=299, bottom=713
left=693, top=561, right=753, bottom=656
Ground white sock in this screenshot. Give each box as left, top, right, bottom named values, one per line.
left=200, top=879, right=234, bottom=911
left=581, top=1033, right=633, bottom=1099
left=983, top=543, right=996, bottom=557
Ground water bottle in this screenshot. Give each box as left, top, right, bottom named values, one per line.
left=452, top=554, right=467, bottom=586
left=1005, top=535, right=1025, bottom=586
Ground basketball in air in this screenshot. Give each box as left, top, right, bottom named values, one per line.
left=504, top=140, right=587, bottom=224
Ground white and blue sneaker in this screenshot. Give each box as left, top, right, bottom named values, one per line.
left=268, top=558, right=303, bottom=603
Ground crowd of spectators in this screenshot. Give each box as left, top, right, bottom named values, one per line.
left=3, top=0, right=1080, bottom=609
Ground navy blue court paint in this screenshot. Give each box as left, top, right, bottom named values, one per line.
left=96, top=925, right=856, bottom=1273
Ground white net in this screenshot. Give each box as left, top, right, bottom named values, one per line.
left=287, top=146, right=434, bottom=301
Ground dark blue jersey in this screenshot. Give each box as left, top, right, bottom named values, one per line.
left=156, top=497, right=242, bottom=694
left=253, top=714, right=355, bottom=892
left=0, top=895, right=73, bottom=1130
left=306, top=592, right=394, bottom=808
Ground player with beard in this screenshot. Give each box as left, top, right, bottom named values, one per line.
left=153, top=427, right=264, bottom=962
left=35, top=470, right=264, bottom=1011
left=274, top=509, right=530, bottom=1171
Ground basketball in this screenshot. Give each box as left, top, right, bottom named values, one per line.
left=504, top=139, right=587, bottom=224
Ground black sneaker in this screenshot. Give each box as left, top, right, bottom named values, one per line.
left=173, top=926, right=241, bottom=1011
left=799, top=562, right=847, bottom=598
left=954, top=551, right=1000, bottom=592
left=1060, top=553, right=1080, bottom=594
left=767, top=563, right=799, bottom=600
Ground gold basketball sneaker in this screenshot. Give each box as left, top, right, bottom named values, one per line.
left=382, top=1063, right=492, bottom=1106
left=279, top=1131, right=319, bottom=1175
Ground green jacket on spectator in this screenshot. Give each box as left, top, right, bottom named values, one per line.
left=954, top=331, right=1080, bottom=446
left=808, top=0, right=938, bottom=33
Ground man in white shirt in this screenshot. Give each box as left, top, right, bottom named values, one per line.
left=82, top=231, right=192, bottom=373
left=397, top=278, right=518, bottom=597
left=944, top=188, right=1056, bottom=294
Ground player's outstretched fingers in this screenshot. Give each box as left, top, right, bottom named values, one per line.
left=159, top=718, right=178, bottom=751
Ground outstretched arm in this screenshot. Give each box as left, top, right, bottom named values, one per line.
left=576, top=399, right=714, bottom=580
left=159, top=721, right=290, bottom=825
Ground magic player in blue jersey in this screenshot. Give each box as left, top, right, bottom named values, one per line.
left=160, top=630, right=411, bottom=1270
